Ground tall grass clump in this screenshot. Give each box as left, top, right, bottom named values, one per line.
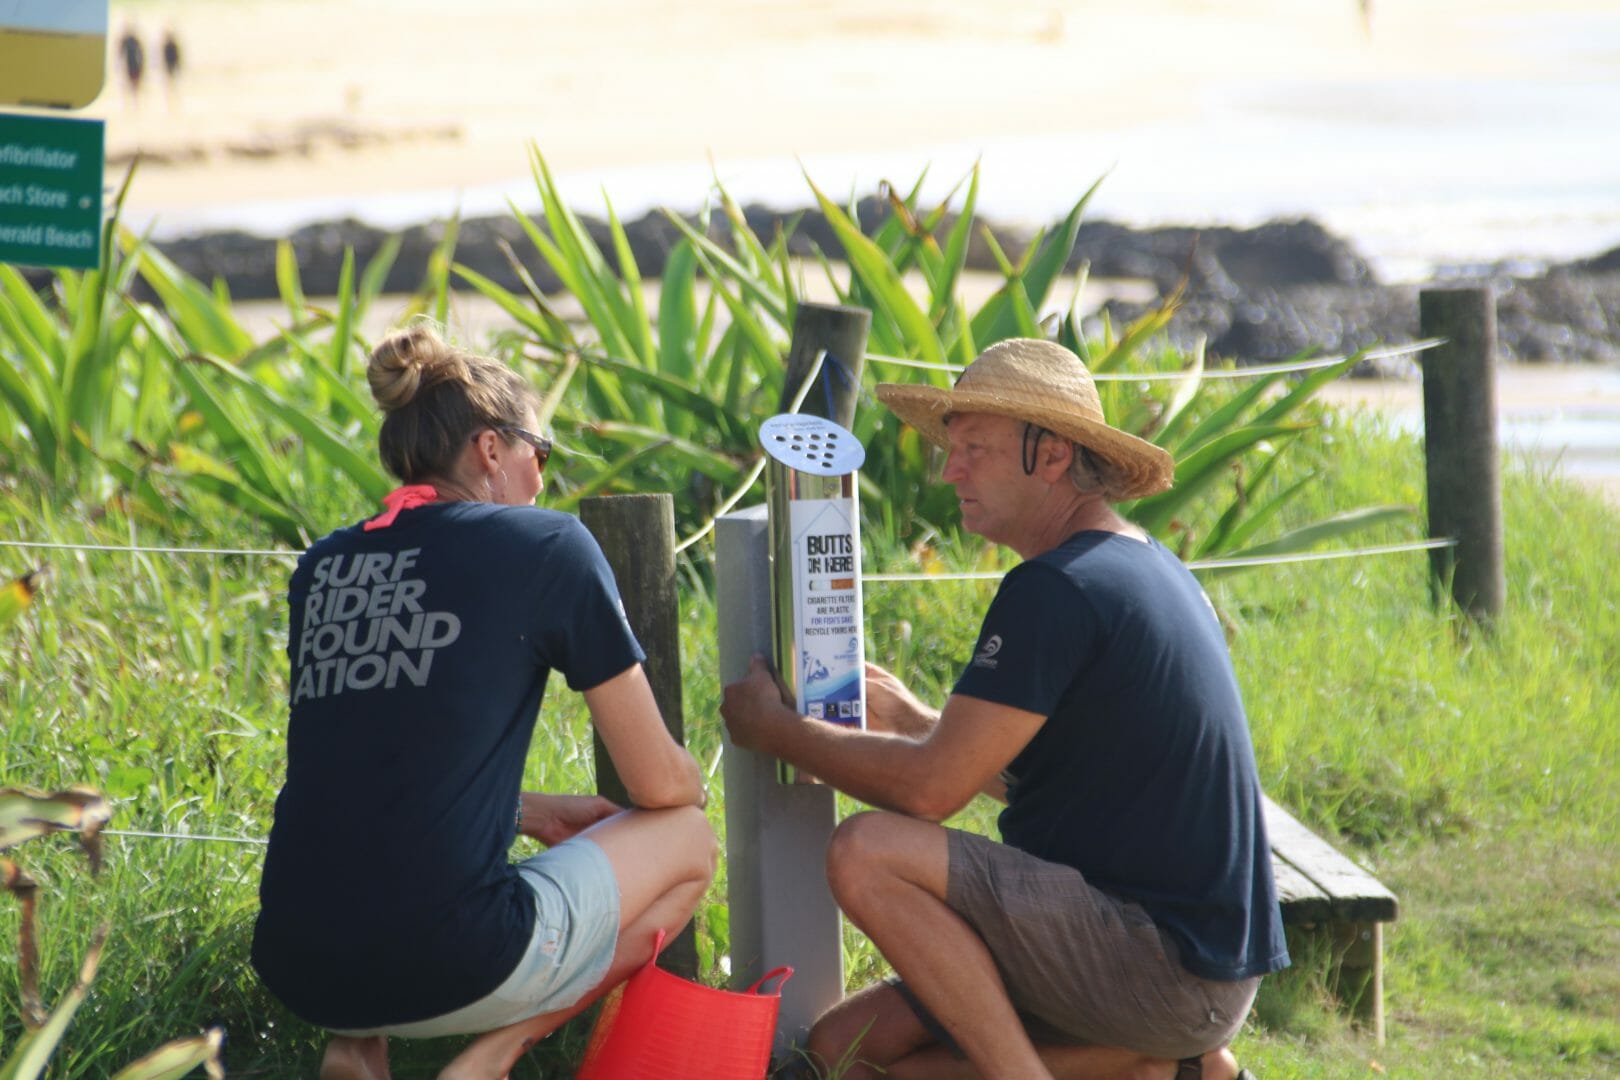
left=1204, top=415, right=1619, bottom=1078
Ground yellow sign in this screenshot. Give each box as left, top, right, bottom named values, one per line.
left=0, top=1, right=109, bottom=110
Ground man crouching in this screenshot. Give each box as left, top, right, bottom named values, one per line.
left=721, top=338, right=1285, bottom=1080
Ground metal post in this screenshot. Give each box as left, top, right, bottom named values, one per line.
left=763, top=415, right=868, bottom=785
left=712, top=302, right=870, bottom=1052
left=717, top=507, right=844, bottom=1056
left=579, top=492, right=698, bottom=978
left=1419, top=287, right=1505, bottom=622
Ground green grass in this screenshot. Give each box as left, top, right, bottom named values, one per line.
left=3, top=408, right=1618, bottom=1077
left=1212, top=413, right=1620, bottom=1078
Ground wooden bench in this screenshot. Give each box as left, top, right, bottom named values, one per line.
left=1263, top=794, right=1400, bottom=1043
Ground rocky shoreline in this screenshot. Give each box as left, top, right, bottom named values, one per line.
left=61, top=203, right=1620, bottom=368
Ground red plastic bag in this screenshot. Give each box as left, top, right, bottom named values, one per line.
left=575, top=929, right=793, bottom=1080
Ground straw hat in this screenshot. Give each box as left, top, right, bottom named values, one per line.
left=875, top=338, right=1174, bottom=500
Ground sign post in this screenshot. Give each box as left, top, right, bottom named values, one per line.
left=719, top=302, right=871, bottom=1061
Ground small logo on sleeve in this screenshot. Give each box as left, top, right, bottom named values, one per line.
left=972, top=634, right=1003, bottom=669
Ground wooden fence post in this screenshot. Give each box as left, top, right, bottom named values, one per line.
left=780, top=302, right=871, bottom=424
left=1419, top=287, right=1505, bottom=622
left=580, top=492, right=698, bottom=979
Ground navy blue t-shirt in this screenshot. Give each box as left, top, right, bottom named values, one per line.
left=953, top=531, right=1289, bottom=982
left=252, top=501, right=644, bottom=1030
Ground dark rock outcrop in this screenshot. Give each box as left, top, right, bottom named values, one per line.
left=1568, top=244, right=1620, bottom=276
left=1070, top=218, right=1374, bottom=299
left=1494, top=270, right=1620, bottom=365
left=15, top=200, right=1620, bottom=368
left=132, top=205, right=1381, bottom=305
left=1099, top=283, right=1422, bottom=370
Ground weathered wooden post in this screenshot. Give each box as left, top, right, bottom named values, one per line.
left=580, top=492, right=698, bottom=978
left=1419, top=287, right=1505, bottom=621
left=721, top=302, right=871, bottom=1055
left=1334, top=922, right=1385, bottom=1045
left=780, top=302, right=870, bottom=421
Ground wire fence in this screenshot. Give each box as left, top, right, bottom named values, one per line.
left=865, top=339, right=1442, bottom=379
left=4, top=338, right=1451, bottom=847
left=6, top=535, right=1455, bottom=575
left=102, top=828, right=267, bottom=847
left=865, top=538, right=1454, bottom=581
left=0, top=539, right=298, bottom=560
left=7, top=528, right=1451, bottom=854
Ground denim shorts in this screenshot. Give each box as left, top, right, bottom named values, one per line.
left=328, top=836, right=622, bottom=1038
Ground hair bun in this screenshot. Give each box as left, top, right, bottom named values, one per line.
left=367, top=325, right=468, bottom=412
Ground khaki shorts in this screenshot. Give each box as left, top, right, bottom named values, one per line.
left=893, top=829, right=1258, bottom=1061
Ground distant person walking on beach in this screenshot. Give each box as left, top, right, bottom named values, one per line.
left=161, top=26, right=183, bottom=107
left=117, top=25, right=146, bottom=102
left=162, top=28, right=182, bottom=84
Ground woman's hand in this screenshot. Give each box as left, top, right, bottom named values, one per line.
left=520, top=792, right=622, bottom=846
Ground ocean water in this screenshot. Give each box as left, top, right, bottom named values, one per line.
left=1322, top=365, right=1620, bottom=494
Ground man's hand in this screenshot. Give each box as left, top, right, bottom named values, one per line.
left=863, top=661, right=940, bottom=739
left=520, top=792, right=621, bottom=846
left=720, top=654, right=798, bottom=753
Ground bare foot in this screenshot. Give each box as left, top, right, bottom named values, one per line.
left=320, top=1034, right=390, bottom=1080
left=437, top=1025, right=543, bottom=1080
left=1196, top=1045, right=1240, bottom=1080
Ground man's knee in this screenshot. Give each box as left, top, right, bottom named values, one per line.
left=825, top=811, right=952, bottom=919
left=824, top=811, right=896, bottom=905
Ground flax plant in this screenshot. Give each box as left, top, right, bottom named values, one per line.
left=455, top=150, right=1411, bottom=568
left=124, top=238, right=397, bottom=545
left=0, top=171, right=150, bottom=491
left=0, top=172, right=400, bottom=544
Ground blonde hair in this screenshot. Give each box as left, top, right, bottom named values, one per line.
left=367, top=326, right=539, bottom=482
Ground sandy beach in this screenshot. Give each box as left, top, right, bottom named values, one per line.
left=86, top=0, right=1619, bottom=241
left=1316, top=365, right=1620, bottom=506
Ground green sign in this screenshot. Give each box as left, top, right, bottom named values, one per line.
left=0, top=112, right=104, bottom=271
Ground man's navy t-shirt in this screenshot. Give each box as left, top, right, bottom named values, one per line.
left=953, top=531, right=1289, bottom=982
left=251, top=502, right=644, bottom=1030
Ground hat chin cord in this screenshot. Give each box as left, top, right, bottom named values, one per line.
left=1021, top=423, right=1049, bottom=475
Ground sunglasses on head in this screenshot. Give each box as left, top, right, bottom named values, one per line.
left=498, top=425, right=552, bottom=470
